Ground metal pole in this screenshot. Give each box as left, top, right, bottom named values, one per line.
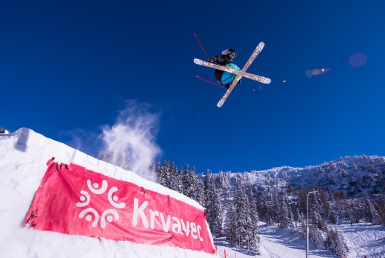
left=306, top=191, right=317, bottom=258
left=306, top=193, right=309, bottom=258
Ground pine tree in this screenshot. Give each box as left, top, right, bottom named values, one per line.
left=187, top=166, right=199, bottom=200
left=182, top=165, right=190, bottom=196
left=248, top=188, right=260, bottom=233
left=329, top=227, right=348, bottom=256
left=325, top=227, right=335, bottom=250
left=257, top=196, right=267, bottom=222
left=217, top=171, right=230, bottom=188
left=364, top=196, right=382, bottom=225
left=224, top=201, right=237, bottom=245
left=204, top=171, right=223, bottom=237
left=312, top=227, right=326, bottom=249
left=276, top=192, right=290, bottom=229
left=174, top=166, right=184, bottom=193
left=334, top=199, right=344, bottom=225
left=309, top=191, right=328, bottom=230
left=298, top=186, right=307, bottom=216
left=168, top=162, right=178, bottom=191
left=271, top=189, right=279, bottom=224
left=318, top=188, right=330, bottom=220
left=376, top=195, right=385, bottom=226
left=289, top=204, right=296, bottom=232
left=158, top=160, right=170, bottom=187
left=195, top=172, right=205, bottom=206
left=233, top=182, right=252, bottom=248
left=297, top=210, right=306, bottom=238
left=248, top=188, right=260, bottom=254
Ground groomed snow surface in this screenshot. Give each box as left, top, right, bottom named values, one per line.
left=1, top=128, right=384, bottom=257
left=215, top=222, right=385, bottom=258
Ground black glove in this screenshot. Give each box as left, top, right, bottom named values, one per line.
left=208, top=57, right=215, bottom=63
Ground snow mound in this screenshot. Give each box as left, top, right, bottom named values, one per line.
left=0, top=128, right=217, bottom=258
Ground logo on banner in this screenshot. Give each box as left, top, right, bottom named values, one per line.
left=76, top=179, right=126, bottom=229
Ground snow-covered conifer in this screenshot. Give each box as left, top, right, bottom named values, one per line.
left=329, top=227, right=348, bottom=256
left=365, top=196, right=383, bottom=225
left=248, top=188, right=260, bottom=254
left=297, top=210, right=306, bottom=238
left=311, top=227, right=326, bottom=250
left=204, top=171, right=222, bottom=237
left=276, top=192, right=290, bottom=229
left=233, top=182, right=253, bottom=248
left=186, top=166, right=198, bottom=200
left=195, top=172, right=205, bottom=206
left=158, top=160, right=170, bottom=187
left=289, top=204, right=296, bottom=232
left=224, top=201, right=237, bottom=244
left=182, top=165, right=190, bottom=196
left=168, top=162, right=178, bottom=191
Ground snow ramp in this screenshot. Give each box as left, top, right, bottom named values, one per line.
left=0, top=128, right=218, bottom=258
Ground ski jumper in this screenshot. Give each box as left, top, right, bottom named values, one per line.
left=208, top=54, right=240, bottom=86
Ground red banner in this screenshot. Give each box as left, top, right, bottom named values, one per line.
left=25, top=160, right=215, bottom=254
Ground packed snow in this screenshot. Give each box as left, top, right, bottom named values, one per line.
left=0, top=128, right=216, bottom=258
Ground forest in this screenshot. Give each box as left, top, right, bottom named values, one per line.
left=101, top=153, right=385, bottom=256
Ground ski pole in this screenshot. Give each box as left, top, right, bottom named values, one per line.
left=195, top=75, right=223, bottom=88
left=194, top=33, right=210, bottom=60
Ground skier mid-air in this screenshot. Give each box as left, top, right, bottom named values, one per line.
left=194, top=40, right=270, bottom=107
left=208, top=49, right=241, bottom=89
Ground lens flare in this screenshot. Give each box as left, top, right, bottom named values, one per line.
left=321, top=68, right=330, bottom=73
left=307, top=68, right=330, bottom=78
left=349, top=53, right=367, bottom=67
left=306, top=69, right=313, bottom=78
left=311, top=69, right=320, bottom=75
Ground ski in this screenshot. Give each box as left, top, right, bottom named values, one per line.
left=218, top=42, right=268, bottom=107
left=194, top=59, right=271, bottom=84
left=193, top=42, right=269, bottom=107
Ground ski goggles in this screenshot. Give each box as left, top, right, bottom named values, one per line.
left=229, top=51, right=237, bottom=57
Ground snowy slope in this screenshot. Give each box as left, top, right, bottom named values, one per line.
left=0, top=128, right=217, bottom=258
left=335, top=222, right=385, bottom=258
left=215, top=221, right=385, bottom=258
left=215, top=222, right=336, bottom=258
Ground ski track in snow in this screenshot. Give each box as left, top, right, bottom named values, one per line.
left=215, top=222, right=385, bottom=258
left=215, top=222, right=336, bottom=258
left=335, top=223, right=385, bottom=258
left=258, top=223, right=336, bottom=258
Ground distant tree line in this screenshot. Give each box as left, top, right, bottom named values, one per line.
left=149, top=160, right=260, bottom=255
left=147, top=157, right=385, bottom=257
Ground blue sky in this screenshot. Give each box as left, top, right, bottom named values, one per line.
left=2, top=1, right=385, bottom=173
